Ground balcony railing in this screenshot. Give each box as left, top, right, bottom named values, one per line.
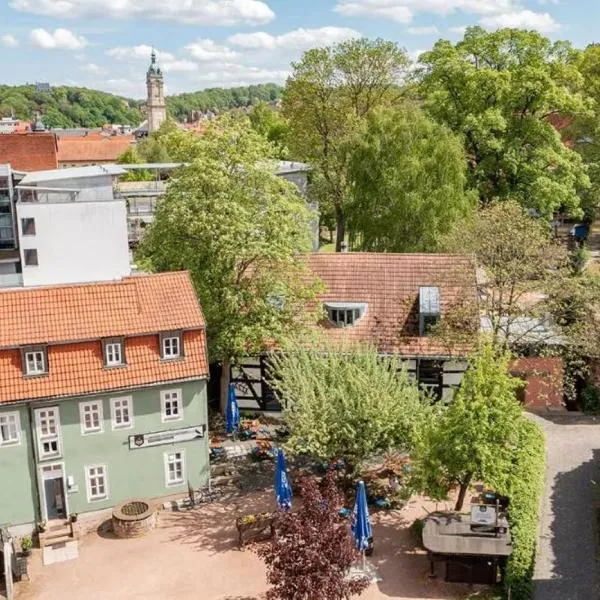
left=17, top=186, right=80, bottom=204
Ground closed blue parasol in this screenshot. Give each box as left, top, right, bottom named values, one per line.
left=226, top=383, right=240, bottom=434
left=275, top=448, right=293, bottom=510
left=352, top=481, right=372, bottom=553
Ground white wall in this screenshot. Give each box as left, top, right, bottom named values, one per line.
left=17, top=200, right=130, bottom=287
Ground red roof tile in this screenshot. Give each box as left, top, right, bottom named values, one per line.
left=57, top=135, right=135, bottom=163
left=0, top=133, right=58, bottom=171
left=0, top=272, right=209, bottom=404
left=307, top=253, right=477, bottom=357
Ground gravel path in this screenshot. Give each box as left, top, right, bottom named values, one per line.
left=531, top=413, right=600, bottom=600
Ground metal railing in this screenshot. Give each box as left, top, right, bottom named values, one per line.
left=17, top=186, right=80, bottom=204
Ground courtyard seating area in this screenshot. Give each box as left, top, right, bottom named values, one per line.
left=14, top=491, right=481, bottom=600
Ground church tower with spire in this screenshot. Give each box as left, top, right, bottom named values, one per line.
left=146, top=49, right=166, bottom=133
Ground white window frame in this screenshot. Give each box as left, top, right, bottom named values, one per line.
left=34, top=407, right=61, bottom=460
left=85, top=464, right=109, bottom=502
left=79, top=400, right=104, bottom=435
left=104, top=341, right=124, bottom=367
left=161, top=333, right=182, bottom=359
left=110, top=396, right=133, bottom=430
left=324, top=302, right=367, bottom=328
left=160, top=389, right=183, bottom=422
left=23, top=348, right=46, bottom=376
left=164, top=450, right=185, bottom=487
left=0, top=411, right=21, bottom=447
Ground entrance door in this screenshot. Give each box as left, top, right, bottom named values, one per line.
left=41, top=464, right=66, bottom=521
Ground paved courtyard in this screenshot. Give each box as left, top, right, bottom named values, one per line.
left=16, top=491, right=477, bottom=600
left=532, top=413, right=600, bottom=600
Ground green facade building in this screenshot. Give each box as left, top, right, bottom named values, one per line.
left=0, top=272, right=210, bottom=533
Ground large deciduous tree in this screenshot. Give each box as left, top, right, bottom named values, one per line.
left=269, top=341, right=426, bottom=473
left=257, top=471, right=369, bottom=600
left=137, top=118, right=321, bottom=412
left=442, top=201, right=569, bottom=348
left=412, top=342, right=524, bottom=511
left=346, top=104, right=476, bottom=252
left=418, top=26, right=590, bottom=218
left=283, top=38, right=409, bottom=251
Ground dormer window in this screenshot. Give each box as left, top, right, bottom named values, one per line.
left=325, top=302, right=367, bottom=328
left=103, top=338, right=125, bottom=367
left=22, top=346, right=47, bottom=376
left=419, top=286, right=441, bottom=336
left=160, top=332, right=183, bottom=360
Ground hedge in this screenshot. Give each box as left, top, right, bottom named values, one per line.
left=503, top=419, right=546, bottom=600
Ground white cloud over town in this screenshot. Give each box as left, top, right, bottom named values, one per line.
left=30, top=28, right=88, bottom=50
left=185, top=39, right=239, bottom=62
left=1, top=33, right=19, bottom=47
left=228, top=26, right=361, bottom=52
left=334, top=0, right=560, bottom=33
left=11, top=0, right=275, bottom=26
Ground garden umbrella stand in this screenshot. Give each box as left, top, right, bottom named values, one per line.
left=351, top=480, right=379, bottom=581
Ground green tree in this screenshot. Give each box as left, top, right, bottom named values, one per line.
left=117, top=146, right=153, bottom=181
left=137, top=118, right=321, bottom=412
left=249, top=102, right=289, bottom=157
left=412, top=341, right=524, bottom=511
left=270, top=341, right=426, bottom=473
left=283, top=38, right=409, bottom=251
left=346, top=104, right=476, bottom=252
left=442, top=201, right=569, bottom=348
left=418, top=27, right=590, bottom=218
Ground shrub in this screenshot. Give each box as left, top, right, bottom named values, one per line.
left=502, top=419, right=545, bottom=599
left=21, top=536, right=33, bottom=552
left=581, top=385, right=600, bottom=414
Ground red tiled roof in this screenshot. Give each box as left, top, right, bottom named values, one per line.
left=57, top=135, right=135, bottom=163
left=0, top=272, right=209, bottom=404
left=307, top=253, right=477, bottom=357
left=0, top=133, right=58, bottom=171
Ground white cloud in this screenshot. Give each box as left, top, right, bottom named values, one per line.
left=228, top=26, right=361, bottom=51
left=185, top=39, right=238, bottom=61
left=193, top=62, right=290, bottom=86
left=335, top=0, right=525, bottom=24
left=106, top=44, right=174, bottom=62
left=11, top=0, right=275, bottom=26
left=448, top=25, right=468, bottom=34
left=162, top=59, right=198, bottom=73
left=479, top=9, right=560, bottom=32
left=406, top=26, right=439, bottom=35
left=30, top=28, right=87, bottom=50
left=80, top=62, right=106, bottom=75
left=1, top=34, right=19, bottom=47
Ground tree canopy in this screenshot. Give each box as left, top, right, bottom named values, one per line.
left=283, top=38, right=409, bottom=250
left=412, top=341, right=524, bottom=510
left=418, top=26, right=590, bottom=218
left=137, top=117, right=321, bottom=411
left=346, top=104, right=476, bottom=252
left=0, top=84, right=143, bottom=128
left=270, top=341, right=427, bottom=472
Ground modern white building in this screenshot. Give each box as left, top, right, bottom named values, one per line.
left=15, top=165, right=130, bottom=287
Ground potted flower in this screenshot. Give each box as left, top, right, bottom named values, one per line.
left=37, top=520, right=46, bottom=533
left=21, top=536, right=33, bottom=556
left=69, top=512, right=78, bottom=523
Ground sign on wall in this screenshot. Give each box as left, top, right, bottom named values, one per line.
left=129, top=424, right=206, bottom=450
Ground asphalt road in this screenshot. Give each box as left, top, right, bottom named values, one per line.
left=531, top=413, right=600, bottom=600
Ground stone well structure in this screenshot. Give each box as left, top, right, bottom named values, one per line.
left=112, top=500, right=157, bottom=538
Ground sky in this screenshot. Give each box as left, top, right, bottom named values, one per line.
left=0, top=0, right=596, bottom=99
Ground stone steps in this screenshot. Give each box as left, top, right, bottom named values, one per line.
left=39, top=521, right=78, bottom=548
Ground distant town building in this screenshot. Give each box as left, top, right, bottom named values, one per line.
left=35, top=82, right=51, bottom=93
left=57, top=134, right=135, bottom=167
left=146, top=50, right=166, bottom=133
left=0, top=133, right=58, bottom=171
left=0, top=118, right=30, bottom=135
left=15, top=165, right=130, bottom=287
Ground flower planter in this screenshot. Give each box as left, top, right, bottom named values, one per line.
left=235, top=513, right=276, bottom=548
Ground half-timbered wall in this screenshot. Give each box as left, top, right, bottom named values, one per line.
left=231, top=355, right=469, bottom=412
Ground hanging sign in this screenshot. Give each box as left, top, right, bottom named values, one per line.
left=129, top=424, right=206, bottom=450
